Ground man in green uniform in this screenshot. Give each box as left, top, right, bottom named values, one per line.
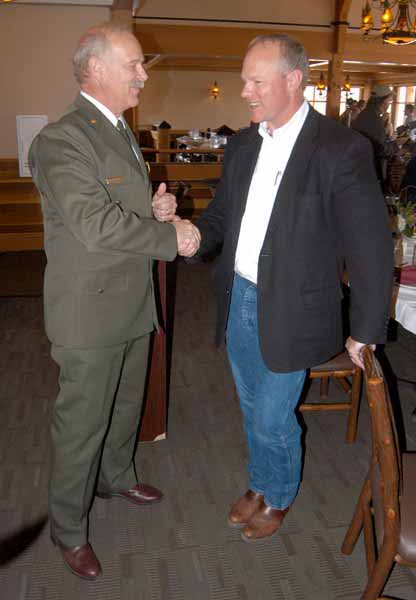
left=29, top=22, right=199, bottom=580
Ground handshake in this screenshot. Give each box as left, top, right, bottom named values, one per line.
left=171, top=217, right=201, bottom=258
left=152, top=182, right=201, bottom=258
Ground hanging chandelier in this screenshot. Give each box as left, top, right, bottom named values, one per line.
left=361, top=0, right=416, bottom=45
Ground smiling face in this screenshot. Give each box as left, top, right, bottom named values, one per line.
left=241, top=42, right=303, bottom=132
left=87, top=32, right=148, bottom=117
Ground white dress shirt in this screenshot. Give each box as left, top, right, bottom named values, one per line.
left=80, top=91, right=140, bottom=163
left=80, top=90, right=119, bottom=127
left=234, top=100, right=310, bottom=284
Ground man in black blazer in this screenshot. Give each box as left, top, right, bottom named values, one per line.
left=195, top=34, right=393, bottom=542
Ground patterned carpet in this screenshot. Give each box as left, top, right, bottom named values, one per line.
left=0, top=256, right=416, bottom=599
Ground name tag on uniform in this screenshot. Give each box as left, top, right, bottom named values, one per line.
left=105, top=176, right=124, bottom=185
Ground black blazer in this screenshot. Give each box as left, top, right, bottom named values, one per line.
left=197, top=107, right=393, bottom=372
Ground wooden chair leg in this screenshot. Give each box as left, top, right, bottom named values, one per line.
left=342, top=479, right=371, bottom=555
left=363, top=504, right=376, bottom=575
left=361, top=540, right=397, bottom=600
left=345, top=368, right=363, bottom=443
left=320, top=376, right=329, bottom=398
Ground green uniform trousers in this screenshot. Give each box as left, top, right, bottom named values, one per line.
left=49, top=334, right=150, bottom=547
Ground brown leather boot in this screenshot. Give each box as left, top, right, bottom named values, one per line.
left=241, top=499, right=289, bottom=542
left=227, top=490, right=264, bottom=528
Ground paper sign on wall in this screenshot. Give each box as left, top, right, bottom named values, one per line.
left=16, top=115, right=48, bottom=177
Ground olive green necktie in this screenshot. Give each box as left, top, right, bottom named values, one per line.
left=116, top=119, right=148, bottom=176
left=117, top=119, right=135, bottom=153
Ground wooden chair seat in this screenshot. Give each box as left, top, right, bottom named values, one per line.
left=300, top=350, right=362, bottom=443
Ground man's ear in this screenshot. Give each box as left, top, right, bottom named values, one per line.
left=286, top=69, right=303, bottom=93
left=89, top=56, right=105, bottom=82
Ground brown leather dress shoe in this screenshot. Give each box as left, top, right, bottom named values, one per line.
left=58, top=543, right=102, bottom=580
left=97, top=483, right=163, bottom=506
left=227, top=489, right=264, bottom=528
left=241, top=499, right=289, bottom=542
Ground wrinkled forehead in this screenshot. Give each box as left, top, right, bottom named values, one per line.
left=105, top=32, right=143, bottom=61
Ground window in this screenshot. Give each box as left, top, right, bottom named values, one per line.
left=304, top=85, right=363, bottom=116
left=304, top=85, right=327, bottom=115
left=339, top=87, right=363, bottom=115
left=394, top=86, right=416, bottom=130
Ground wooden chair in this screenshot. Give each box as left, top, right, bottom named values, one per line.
left=300, top=350, right=362, bottom=443
left=341, top=346, right=416, bottom=600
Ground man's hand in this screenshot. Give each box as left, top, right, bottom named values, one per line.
left=345, top=336, right=375, bottom=370
left=152, top=182, right=177, bottom=222
left=172, top=219, right=201, bottom=257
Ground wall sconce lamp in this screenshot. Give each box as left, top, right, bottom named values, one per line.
left=343, top=74, right=352, bottom=94
left=316, top=72, right=327, bottom=96
left=211, top=81, right=220, bottom=100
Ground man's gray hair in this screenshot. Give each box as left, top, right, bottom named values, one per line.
left=73, top=22, right=131, bottom=84
left=248, top=34, right=310, bottom=87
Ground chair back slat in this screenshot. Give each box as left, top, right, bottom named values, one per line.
left=362, top=348, right=401, bottom=550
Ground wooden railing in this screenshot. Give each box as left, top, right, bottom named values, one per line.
left=0, top=159, right=43, bottom=251
left=1, top=157, right=211, bottom=444
left=0, top=158, right=222, bottom=252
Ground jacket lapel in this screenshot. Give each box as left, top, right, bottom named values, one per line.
left=73, top=95, right=144, bottom=175
left=263, top=107, right=320, bottom=244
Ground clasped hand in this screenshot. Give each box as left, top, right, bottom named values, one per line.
left=152, top=182, right=177, bottom=222
left=172, top=219, right=201, bottom=257
left=152, top=182, right=201, bottom=257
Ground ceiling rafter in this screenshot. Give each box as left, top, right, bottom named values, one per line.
left=335, top=0, right=353, bottom=24
left=144, top=54, right=164, bottom=69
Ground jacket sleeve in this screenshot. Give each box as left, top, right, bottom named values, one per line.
left=331, top=135, right=394, bottom=344
left=29, top=126, right=177, bottom=262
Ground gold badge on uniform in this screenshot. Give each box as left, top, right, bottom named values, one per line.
left=145, top=161, right=150, bottom=174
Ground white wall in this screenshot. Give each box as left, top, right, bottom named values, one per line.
left=0, top=4, right=110, bottom=157
left=139, top=69, right=249, bottom=131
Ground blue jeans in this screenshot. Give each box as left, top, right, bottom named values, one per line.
left=226, top=273, right=306, bottom=510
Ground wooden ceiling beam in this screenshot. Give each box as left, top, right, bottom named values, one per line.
left=112, top=0, right=133, bottom=10
left=134, top=23, right=333, bottom=60
left=133, top=22, right=416, bottom=81
left=144, top=54, right=165, bottom=69
left=336, top=0, right=353, bottom=24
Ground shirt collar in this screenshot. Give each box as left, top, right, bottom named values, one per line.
left=258, top=100, right=309, bottom=141
left=80, top=91, right=121, bottom=128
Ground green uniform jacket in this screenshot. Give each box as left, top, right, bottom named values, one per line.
left=29, top=94, right=177, bottom=348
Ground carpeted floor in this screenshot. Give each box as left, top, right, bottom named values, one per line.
left=0, top=256, right=416, bottom=599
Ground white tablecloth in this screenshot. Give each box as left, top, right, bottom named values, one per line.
left=393, top=283, right=416, bottom=334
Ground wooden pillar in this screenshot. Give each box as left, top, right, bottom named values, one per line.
left=109, top=1, right=168, bottom=442
left=111, top=2, right=136, bottom=130
left=326, top=53, right=344, bottom=119
left=326, top=0, right=353, bottom=119
left=110, top=1, right=133, bottom=28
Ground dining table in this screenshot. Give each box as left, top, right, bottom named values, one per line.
left=389, top=263, right=416, bottom=387
left=392, top=232, right=416, bottom=336
left=393, top=278, right=416, bottom=335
